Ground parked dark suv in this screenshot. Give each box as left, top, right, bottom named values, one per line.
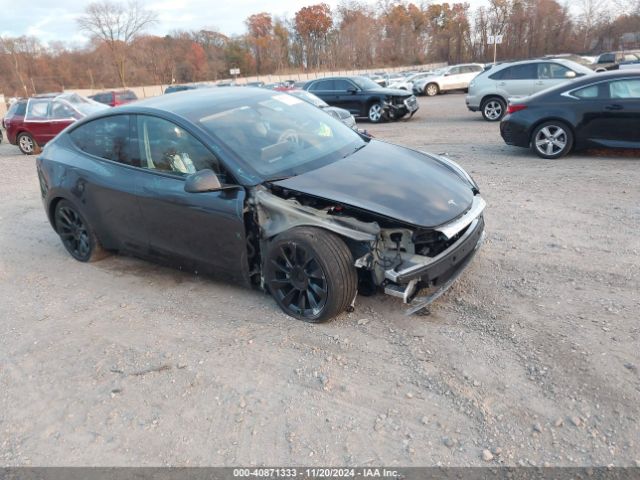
left=304, top=76, right=418, bottom=123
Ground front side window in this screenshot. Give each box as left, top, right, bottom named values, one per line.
left=609, top=79, right=640, bottom=99
left=25, top=99, right=50, bottom=121
left=334, top=79, right=356, bottom=91
left=538, top=62, right=571, bottom=79
left=69, top=115, right=133, bottom=165
left=136, top=115, right=222, bottom=177
left=448, top=67, right=461, bottom=75
left=599, top=54, right=614, bottom=63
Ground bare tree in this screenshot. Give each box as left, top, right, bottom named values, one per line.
left=78, top=0, right=157, bottom=87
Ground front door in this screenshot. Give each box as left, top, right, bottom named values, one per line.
left=132, top=114, right=249, bottom=280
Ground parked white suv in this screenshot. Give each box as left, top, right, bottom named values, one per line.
left=465, top=59, right=593, bottom=121
left=413, top=64, right=484, bottom=96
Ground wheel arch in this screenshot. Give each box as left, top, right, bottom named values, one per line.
left=527, top=117, right=576, bottom=150
left=480, top=94, right=507, bottom=108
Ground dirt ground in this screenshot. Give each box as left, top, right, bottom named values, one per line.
left=0, top=93, right=638, bottom=467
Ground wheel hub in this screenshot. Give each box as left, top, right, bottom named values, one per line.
left=290, top=266, right=309, bottom=290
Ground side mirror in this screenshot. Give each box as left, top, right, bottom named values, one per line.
left=347, top=88, right=358, bottom=94
left=184, top=169, right=222, bottom=193
left=565, top=71, right=577, bottom=79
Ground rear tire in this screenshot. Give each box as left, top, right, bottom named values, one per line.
left=17, top=132, right=41, bottom=155
left=54, top=200, right=108, bottom=262
left=481, top=97, right=506, bottom=121
left=265, top=227, right=357, bottom=323
left=530, top=121, right=573, bottom=159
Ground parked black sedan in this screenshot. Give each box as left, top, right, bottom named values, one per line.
left=500, top=71, right=640, bottom=159
left=36, top=88, right=484, bottom=322
left=303, top=76, right=419, bottom=123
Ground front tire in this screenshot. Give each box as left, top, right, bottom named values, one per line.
left=17, top=132, right=41, bottom=155
left=368, top=102, right=385, bottom=123
left=481, top=97, right=506, bottom=121
left=54, top=200, right=108, bottom=262
left=425, top=83, right=439, bottom=96
left=265, top=227, right=357, bottom=323
left=530, top=121, right=573, bottom=159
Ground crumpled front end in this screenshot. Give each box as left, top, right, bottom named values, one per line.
left=250, top=186, right=486, bottom=315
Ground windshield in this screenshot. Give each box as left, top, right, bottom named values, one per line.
left=352, top=76, right=382, bottom=90
left=287, top=89, right=328, bottom=108
left=198, top=93, right=365, bottom=180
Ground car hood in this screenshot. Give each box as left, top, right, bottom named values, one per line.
left=369, top=87, right=413, bottom=97
left=272, top=140, right=475, bottom=228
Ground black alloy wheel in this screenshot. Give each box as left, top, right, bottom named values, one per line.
left=54, top=200, right=107, bottom=262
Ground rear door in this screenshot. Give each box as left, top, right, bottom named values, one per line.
left=598, top=78, right=640, bottom=147
left=307, top=79, right=337, bottom=105
left=494, top=63, right=537, bottom=99
left=23, top=98, right=52, bottom=145
left=67, top=114, right=148, bottom=251
left=48, top=100, right=78, bottom=140
left=132, top=114, right=249, bottom=279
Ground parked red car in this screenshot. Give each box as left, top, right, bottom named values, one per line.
left=4, top=93, right=108, bottom=155
left=89, top=90, right=138, bottom=107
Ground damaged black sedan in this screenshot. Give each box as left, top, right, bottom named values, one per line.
left=36, top=88, right=485, bottom=322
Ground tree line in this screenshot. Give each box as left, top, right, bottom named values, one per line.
left=1, top=0, right=639, bottom=96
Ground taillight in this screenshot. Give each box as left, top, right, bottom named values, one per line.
left=507, top=104, right=527, bottom=114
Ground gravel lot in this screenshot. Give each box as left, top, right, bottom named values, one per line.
left=0, top=93, right=638, bottom=467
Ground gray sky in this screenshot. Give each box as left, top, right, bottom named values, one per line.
left=0, top=0, right=489, bottom=47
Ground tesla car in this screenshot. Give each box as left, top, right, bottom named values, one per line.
left=5, top=93, right=108, bottom=154
left=500, top=71, right=640, bottom=158
left=36, top=88, right=485, bottom=322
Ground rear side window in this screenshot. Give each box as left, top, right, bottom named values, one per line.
left=70, top=115, right=135, bottom=165
left=573, top=84, right=601, bottom=99
left=25, top=99, right=50, bottom=120
left=309, top=79, right=335, bottom=91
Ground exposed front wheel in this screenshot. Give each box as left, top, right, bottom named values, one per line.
left=17, top=132, right=40, bottom=155
left=481, top=97, right=506, bottom=121
left=425, top=83, right=439, bottom=96
left=265, top=227, right=357, bottom=323
left=368, top=103, right=385, bottom=123
left=54, top=200, right=108, bottom=262
left=531, top=121, right=573, bottom=159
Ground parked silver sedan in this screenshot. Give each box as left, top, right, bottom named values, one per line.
left=465, top=59, right=594, bottom=121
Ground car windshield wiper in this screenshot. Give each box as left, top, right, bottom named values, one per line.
left=343, top=143, right=368, bottom=158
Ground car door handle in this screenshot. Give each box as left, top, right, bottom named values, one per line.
left=498, top=82, right=506, bottom=86
left=604, top=104, right=623, bottom=111
left=535, top=81, right=544, bottom=85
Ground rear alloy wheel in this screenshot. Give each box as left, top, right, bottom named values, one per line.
left=265, top=227, right=357, bottom=323
left=368, top=103, right=385, bottom=123
left=481, top=97, right=506, bottom=121
left=54, top=200, right=108, bottom=262
left=17, top=132, right=40, bottom=155
left=531, top=121, right=573, bottom=159
left=425, top=83, right=439, bottom=96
